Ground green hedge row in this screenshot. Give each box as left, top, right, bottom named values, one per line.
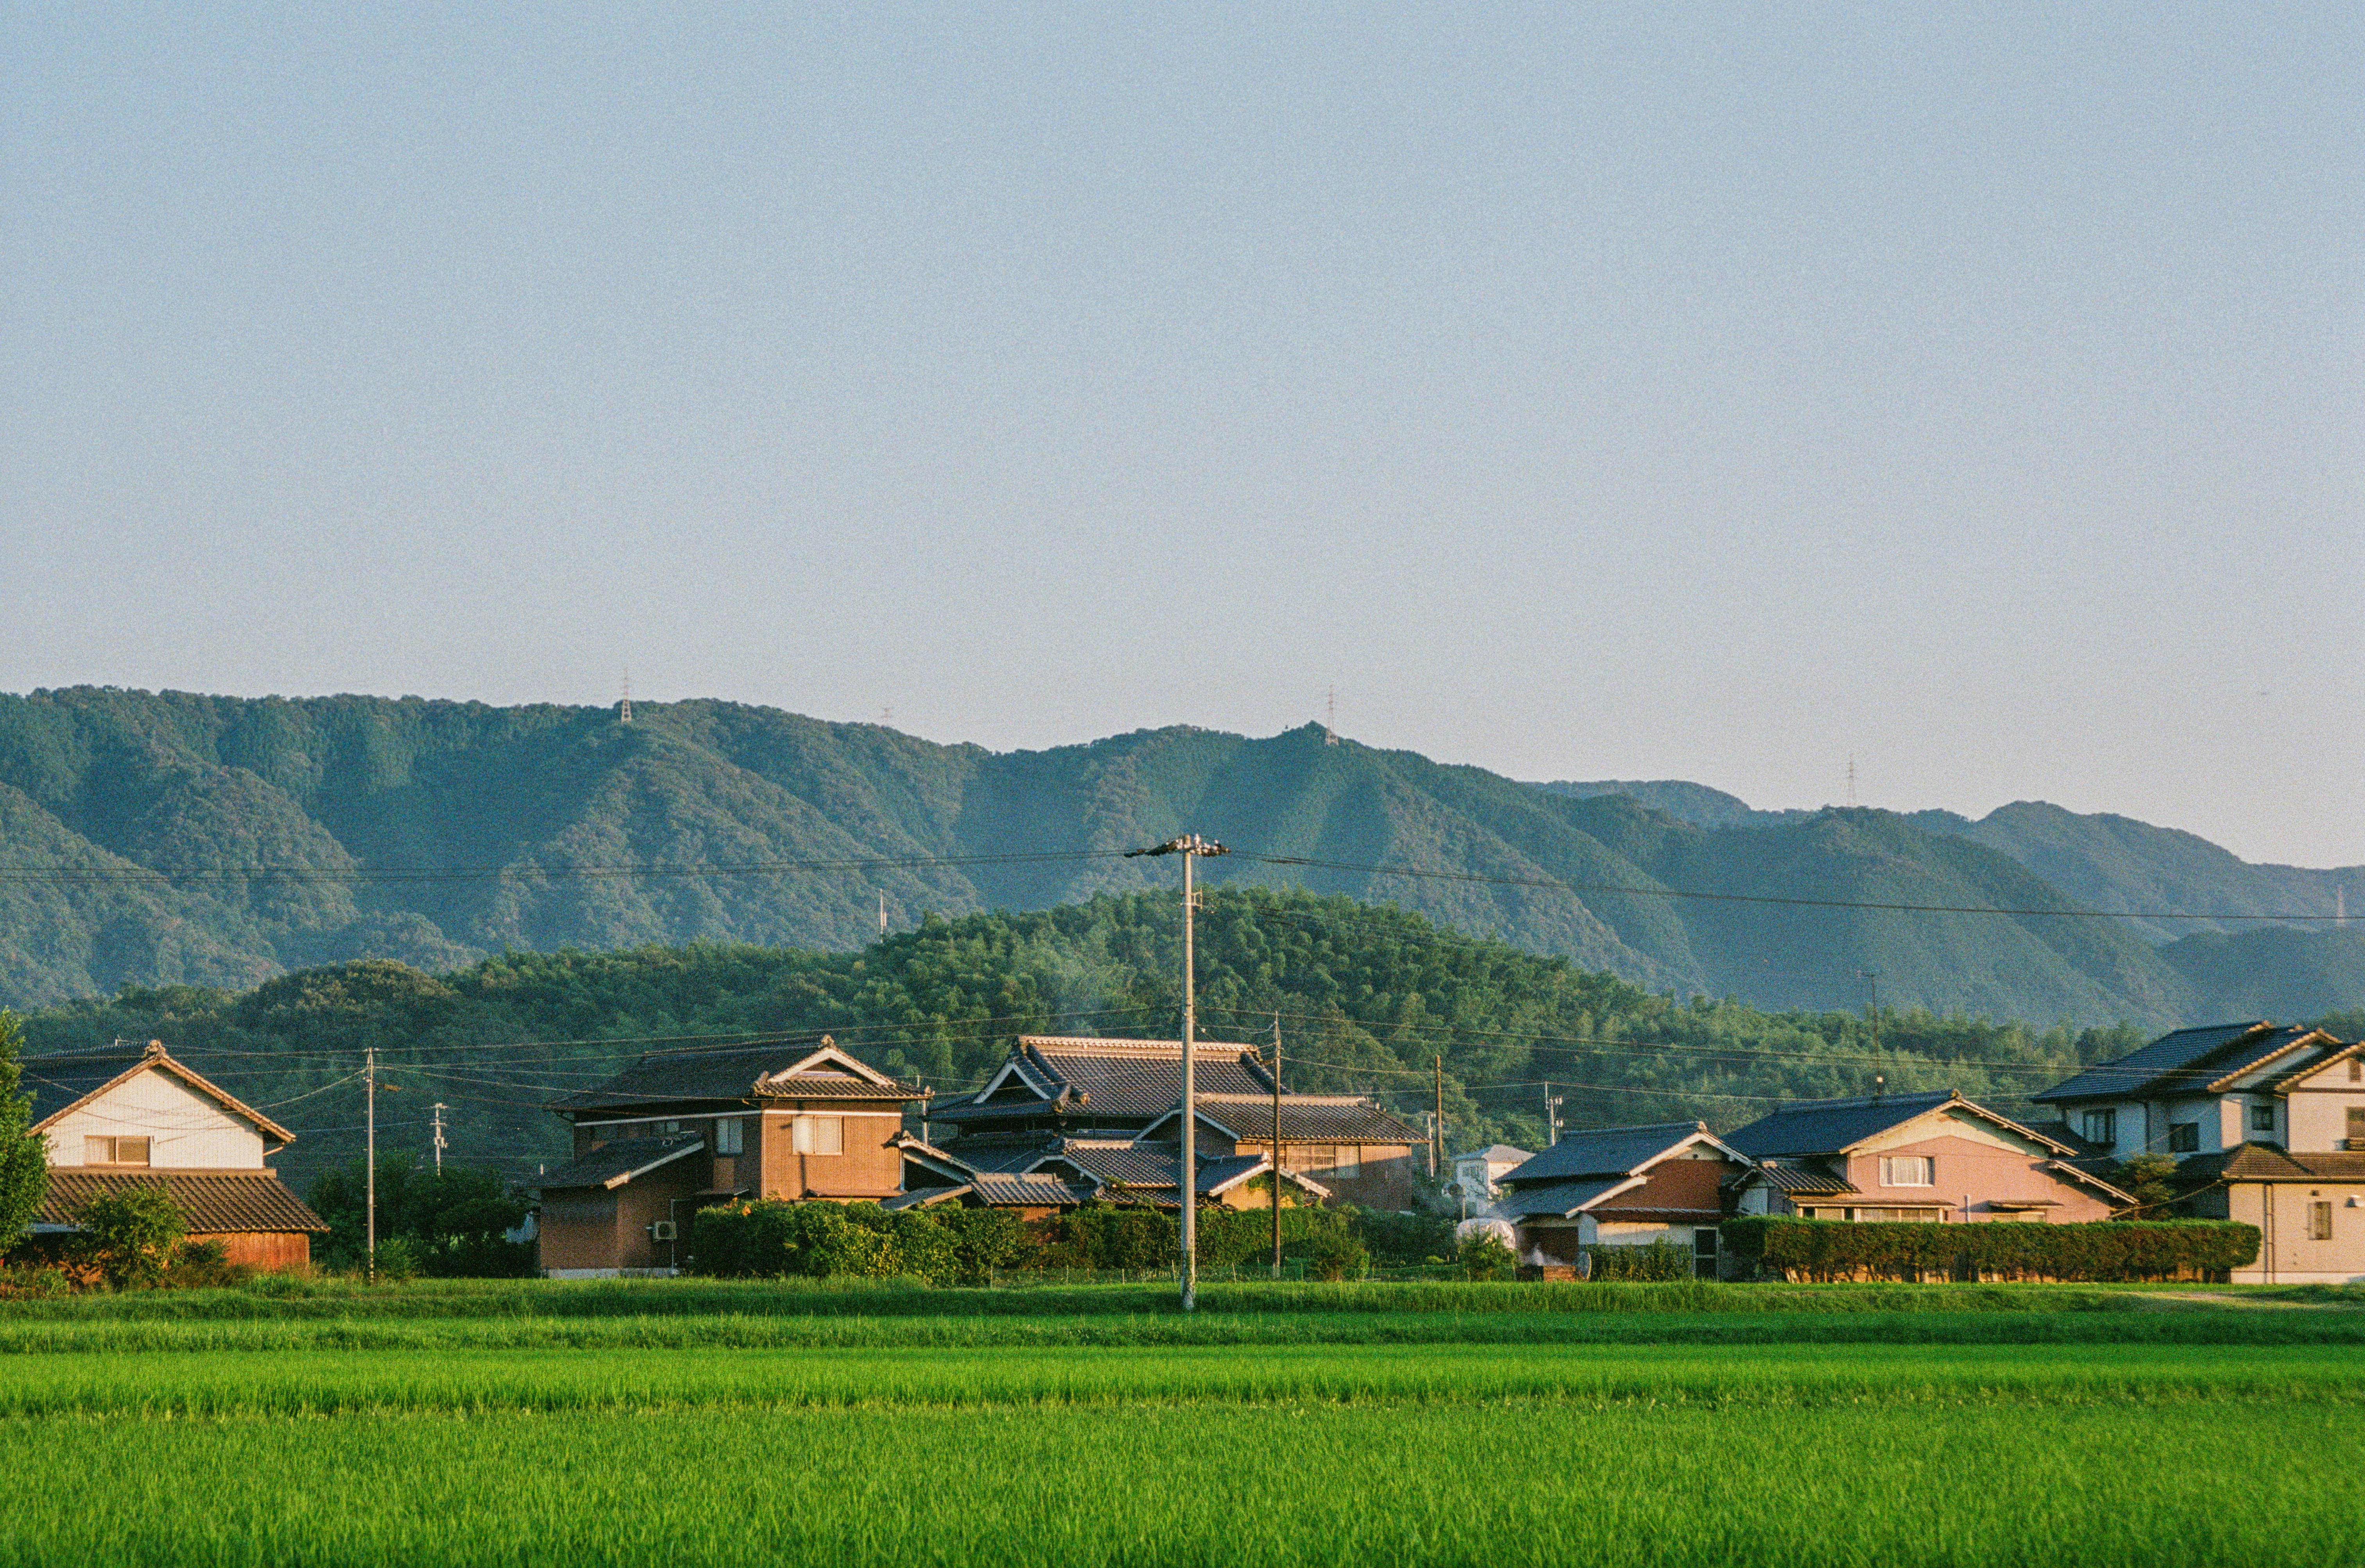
left=1720, top=1217, right=2260, bottom=1282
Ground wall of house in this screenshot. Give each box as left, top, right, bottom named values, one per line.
left=755, top=1104, right=905, bottom=1201
left=2288, top=1084, right=2365, bottom=1152
left=1842, top=1120, right=2113, bottom=1222
left=537, top=1193, right=621, bottom=1273
left=194, top=1231, right=312, bottom=1271
left=2221, top=1181, right=2365, bottom=1285
left=43, top=1072, right=268, bottom=1170
left=1232, top=1139, right=1422, bottom=1210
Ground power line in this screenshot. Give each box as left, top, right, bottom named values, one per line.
left=0, top=848, right=1130, bottom=886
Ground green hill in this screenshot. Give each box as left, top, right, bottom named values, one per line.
left=0, top=686, right=2356, bottom=1025
left=14, top=890, right=2155, bottom=1190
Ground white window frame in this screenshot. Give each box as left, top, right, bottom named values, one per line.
left=1879, top=1156, right=1935, bottom=1188
left=714, top=1117, right=744, bottom=1156
left=84, top=1135, right=151, bottom=1167
left=792, top=1115, right=845, bottom=1156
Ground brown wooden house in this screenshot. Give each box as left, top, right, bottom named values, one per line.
left=20, top=1041, right=328, bottom=1271
left=533, top=1037, right=924, bottom=1276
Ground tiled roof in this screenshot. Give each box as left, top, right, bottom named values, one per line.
left=1723, top=1093, right=1956, bottom=1158
left=36, top=1170, right=327, bottom=1233
left=945, top=1037, right=1275, bottom=1122
left=2033, top=1022, right=2296, bottom=1104
left=1496, top=1175, right=1634, bottom=1220
left=1500, top=1122, right=1713, bottom=1185
left=23, top=1044, right=298, bottom=1144
left=1452, top=1145, right=1535, bottom=1164
left=969, top=1173, right=1097, bottom=1208
left=1061, top=1143, right=1179, bottom=1189
left=1737, top=1161, right=1858, bottom=1195
left=554, top=1038, right=921, bottom=1113
left=1151, top=1096, right=1427, bottom=1145
left=531, top=1134, right=706, bottom=1191
left=2262, top=1039, right=2364, bottom=1094
left=2175, top=1143, right=2365, bottom=1184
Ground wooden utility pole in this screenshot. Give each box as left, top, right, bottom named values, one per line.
left=1432, top=1054, right=1444, bottom=1177
left=1271, top=1013, right=1283, bottom=1279
left=1123, top=833, right=1228, bottom=1313
left=365, top=1048, right=377, bottom=1285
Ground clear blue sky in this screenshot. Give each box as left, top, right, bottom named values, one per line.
left=5, top=5, right=2358, bottom=864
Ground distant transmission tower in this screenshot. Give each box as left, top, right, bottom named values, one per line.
left=619, top=669, right=633, bottom=724
left=1846, top=754, right=1856, bottom=805
left=1324, top=688, right=1337, bottom=746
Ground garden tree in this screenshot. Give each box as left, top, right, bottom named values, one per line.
left=2113, top=1154, right=2180, bottom=1218
left=0, top=1011, right=49, bottom=1254
left=68, top=1187, right=185, bottom=1288
left=307, top=1159, right=532, bottom=1276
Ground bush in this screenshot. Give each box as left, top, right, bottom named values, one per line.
left=1457, top=1231, right=1516, bottom=1281
left=1030, top=1203, right=1176, bottom=1271
left=1720, top=1217, right=2261, bottom=1283
left=0, top=1262, right=70, bottom=1299
left=688, top=1200, right=962, bottom=1284
left=370, top=1237, right=422, bottom=1283
left=932, top=1206, right=1030, bottom=1285
left=1308, top=1233, right=1371, bottom=1282
left=68, top=1187, right=185, bottom=1289
left=1585, top=1238, right=1693, bottom=1281
left=160, top=1239, right=259, bottom=1290
left=1343, top=1207, right=1457, bottom=1264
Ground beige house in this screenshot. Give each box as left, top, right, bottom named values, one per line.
left=2033, top=1022, right=2365, bottom=1283
left=1724, top=1091, right=2130, bottom=1223
left=21, top=1041, right=327, bottom=1270
left=1495, top=1122, right=1748, bottom=1276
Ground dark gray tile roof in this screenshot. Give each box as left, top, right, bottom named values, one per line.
left=1735, top=1160, right=1857, bottom=1195
left=969, top=1173, right=1097, bottom=1208
left=1061, top=1143, right=1179, bottom=1189
left=554, top=1039, right=921, bottom=1113
left=2174, top=1143, right=2365, bottom=1184
left=944, top=1037, right=1275, bottom=1123
left=1722, top=1093, right=1958, bottom=1159
left=1496, top=1175, right=1633, bottom=1219
left=36, top=1170, right=328, bottom=1233
left=1156, top=1096, right=1426, bottom=1145
left=2033, top=1021, right=2286, bottom=1104
left=1500, top=1122, right=1707, bottom=1185
left=531, top=1134, right=706, bottom=1192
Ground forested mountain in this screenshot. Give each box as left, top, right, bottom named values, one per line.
left=2, top=686, right=2359, bottom=1025
left=16, top=890, right=2190, bottom=1189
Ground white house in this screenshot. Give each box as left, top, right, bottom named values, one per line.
left=1447, top=1143, right=1532, bottom=1217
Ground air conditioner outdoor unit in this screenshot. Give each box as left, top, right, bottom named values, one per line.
left=649, top=1220, right=678, bottom=1242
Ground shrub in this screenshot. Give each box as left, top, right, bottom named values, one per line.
left=370, top=1237, right=422, bottom=1283
left=68, top=1187, right=186, bottom=1289
left=688, top=1200, right=963, bottom=1284
left=0, top=1262, right=70, bottom=1299
left=1344, top=1207, right=1457, bottom=1264
left=932, top=1206, right=1030, bottom=1284
left=1308, top=1233, right=1371, bottom=1282
left=0, top=1011, right=47, bottom=1256
left=1457, top=1231, right=1516, bottom=1281
left=1030, top=1203, right=1176, bottom=1271
left=160, top=1239, right=258, bottom=1290
left=1720, top=1217, right=2261, bottom=1283
left=1585, top=1238, right=1693, bottom=1281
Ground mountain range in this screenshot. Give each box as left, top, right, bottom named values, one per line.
left=2, top=686, right=2359, bottom=1024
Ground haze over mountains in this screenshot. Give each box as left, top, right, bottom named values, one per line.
left=2, top=687, right=2359, bottom=1024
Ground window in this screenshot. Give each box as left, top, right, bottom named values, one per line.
left=1852, top=1207, right=1946, bottom=1222
left=1879, top=1156, right=1935, bottom=1187
left=2349, top=1107, right=2365, bottom=1145
left=2351, top=1058, right=2362, bottom=1082
left=1330, top=1146, right=1360, bottom=1179
left=2168, top=1122, right=2200, bottom=1153
left=2083, top=1109, right=2117, bottom=1148
left=657, top=1120, right=680, bottom=1135
left=714, top=1117, right=743, bottom=1156
left=2309, top=1201, right=2334, bottom=1242
left=83, top=1136, right=150, bottom=1167
left=792, top=1115, right=844, bottom=1156
left=2251, top=1102, right=2277, bottom=1133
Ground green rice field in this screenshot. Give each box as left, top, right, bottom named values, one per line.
left=5, top=1281, right=2359, bottom=1566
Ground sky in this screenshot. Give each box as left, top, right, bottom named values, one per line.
left=4, top=4, right=2360, bottom=866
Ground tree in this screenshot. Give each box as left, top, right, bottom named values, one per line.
left=2114, top=1154, right=2179, bottom=1219
left=68, top=1187, right=185, bottom=1289
left=0, top=1011, right=49, bottom=1255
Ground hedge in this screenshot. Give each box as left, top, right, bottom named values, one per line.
left=1721, top=1217, right=2260, bottom=1283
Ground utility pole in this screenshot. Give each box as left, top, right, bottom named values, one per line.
left=1433, top=1054, right=1444, bottom=1178
left=1270, top=1013, right=1283, bottom=1280
left=365, top=1048, right=377, bottom=1285
left=879, top=890, right=888, bottom=940
left=1544, top=1082, right=1564, bottom=1147
left=1861, top=970, right=1881, bottom=1094
left=431, top=1102, right=448, bottom=1176
left=1124, top=833, right=1228, bottom=1312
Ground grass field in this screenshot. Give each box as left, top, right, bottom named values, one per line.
left=5, top=1281, right=2359, bottom=1566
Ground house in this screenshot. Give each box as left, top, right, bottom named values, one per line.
left=2032, top=1021, right=2365, bottom=1283
left=923, top=1035, right=1428, bottom=1211
left=1448, top=1144, right=1533, bottom=1217
left=1494, top=1122, right=1748, bottom=1276
left=1723, top=1090, right=2130, bottom=1223
left=533, top=1036, right=925, bottom=1277
left=19, top=1041, right=327, bottom=1271
left=886, top=1131, right=1332, bottom=1218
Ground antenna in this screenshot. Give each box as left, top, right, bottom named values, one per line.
left=1324, top=688, right=1337, bottom=746
left=1846, top=754, right=1856, bottom=805
left=619, top=668, right=632, bottom=724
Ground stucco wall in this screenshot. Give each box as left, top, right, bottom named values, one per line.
left=2223, top=1181, right=2365, bottom=1285
left=43, top=1071, right=269, bottom=1170
left=1842, top=1119, right=2113, bottom=1222
left=2287, top=1088, right=2365, bottom=1152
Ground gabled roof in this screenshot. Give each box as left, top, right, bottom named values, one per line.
left=2263, top=1038, right=2365, bottom=1094
left=1452, top=1145, right=1535, bottom=1165
left=1732, top=1160, right=1858, bottom=1196
left=1495, top=1175, right=1640, bottom=1220
left=2030, top=1021, right=2338, bottom=1104
left=22, top=1041, right=298, bottom=1145
left=1136, top=1095, right=1426, bottom=1145
left=1723, top=1091, right=2075, bottom=1160
left=553, top=1036, right=922, bottom=1114
left=531, top=1134, right=707, bottom=1192
left=1499, top=1122, right=1742, bottom=1186
left=36, top=1170, right=327, bottom=1233
left=892, top=1133, right=975, bottom=1188
left=943, top=1036, right=1276, bottom=1123
left=2173, top=1143, right=2365, bottom=1185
